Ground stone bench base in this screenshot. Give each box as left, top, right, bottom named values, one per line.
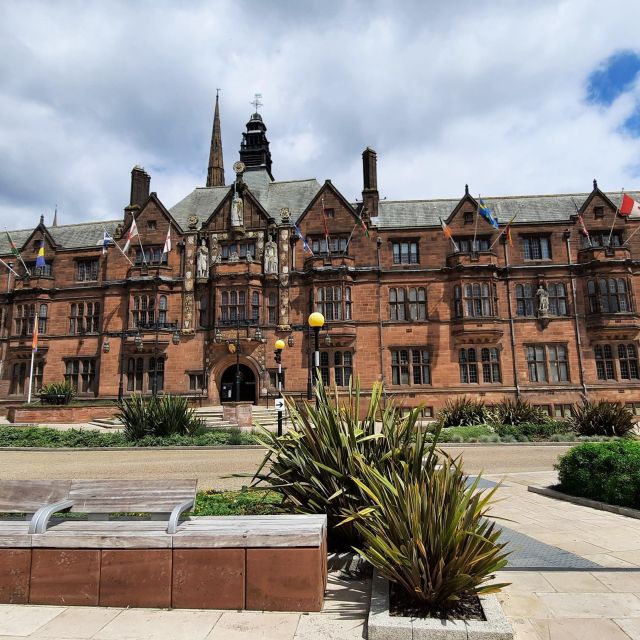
left=0, top=545, right=326, bottom=611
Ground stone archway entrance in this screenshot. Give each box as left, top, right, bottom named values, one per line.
left=219, top=363, right=256, bottom=403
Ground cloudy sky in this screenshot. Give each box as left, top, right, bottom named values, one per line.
left=2, top=0, right=640, bottom=228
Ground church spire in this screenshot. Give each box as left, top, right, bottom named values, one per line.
left=206, top=90, right=225, bottom=187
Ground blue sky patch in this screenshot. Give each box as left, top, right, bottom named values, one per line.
left=586, top=50, right=640, bottom=106
left=623, top=105, right=640, bottom=137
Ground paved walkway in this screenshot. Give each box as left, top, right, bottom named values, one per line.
left=4, top=469, right=640, bottom=638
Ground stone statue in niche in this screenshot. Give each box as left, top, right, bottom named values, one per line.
left=229, top=250, right=239, bottom=263
left=196, top=240, right=209, bottom=278
left=537, top=285, right=549, bottom=315
left=264, top=236, right=278, bottom=274
left=231, top=193, right=244, bottom=228
left=210, top=236, right=221, bottom=265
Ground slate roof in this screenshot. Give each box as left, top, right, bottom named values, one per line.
left=372, top=191, right=640, bottom=229
left=0, top=220, right=121, bottom=256
left=169, top=168, right=321, bottom=227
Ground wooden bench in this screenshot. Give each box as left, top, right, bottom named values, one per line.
left=0, top=480, right=327, bottom=611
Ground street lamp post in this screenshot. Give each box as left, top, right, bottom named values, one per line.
left=274, top=339, right=285, bottom=436
left=307, top=312, right=325, bottom=407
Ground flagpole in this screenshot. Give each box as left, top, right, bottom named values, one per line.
left=607, top=188, right=624, bottom=247
left=27, top=313, right=37, bottom=403
left=489, top=214, right=517, bottom=251
left=622, top=223, right=640, bottom=247
left=5, top=229, right=31, bottom=276
left=0, top=257, right=20, bottom=278
left=472, top=195, right=480, bottom=251
left=571, top=197, right=592, bottom=247
left=107, top=229, right=134, bottom=266
left=132, top=213, right=147, bottom=266
left=343, top=221, right=358, bottom=255
left=321, top=196, right=331, bottom=254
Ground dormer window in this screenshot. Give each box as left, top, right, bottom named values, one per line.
left=147, top=220, right=157, bottom=229
left=464, top=212, right=474, bottom=224
left=594, top=206, right=604, bottom=218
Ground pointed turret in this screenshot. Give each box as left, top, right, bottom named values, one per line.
left=206, top=91, right=225, bottom=187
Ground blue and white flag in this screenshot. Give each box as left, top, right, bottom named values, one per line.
left=294, top=223, right=314, bottom=255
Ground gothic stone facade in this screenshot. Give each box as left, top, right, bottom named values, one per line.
left=2, top=108, right=640, bottom=418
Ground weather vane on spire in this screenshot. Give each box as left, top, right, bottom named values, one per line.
left=251, top=93, right=263, bottom=113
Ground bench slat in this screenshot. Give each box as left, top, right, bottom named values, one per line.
left=0, top=480, right=71, bottom=513
left=68, top=479, right=197, bottom=513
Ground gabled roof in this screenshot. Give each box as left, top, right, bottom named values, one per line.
left=169, top=186, right=231, bottom=230
left=169, top=168, right=321, bottom=228
left=0, top=220, right=121, bottom=256
left=371, top=191, right=640, bottom=229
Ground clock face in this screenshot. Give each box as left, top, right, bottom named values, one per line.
left=233, top=161, right=246, bottom=174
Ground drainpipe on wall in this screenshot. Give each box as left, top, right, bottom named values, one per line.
left=503, top=239, right=520, bottom=398
left=376, top=237, right=385, bottom=402
left=565, top=230, right=588, bottom=398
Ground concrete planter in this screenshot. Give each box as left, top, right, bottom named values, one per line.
left=368, top=572, right=513, bottom=639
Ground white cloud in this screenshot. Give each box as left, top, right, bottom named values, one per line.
left=1, top=0, right=640, bottom=227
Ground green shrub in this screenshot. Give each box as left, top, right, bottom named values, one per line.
left=556, top=440, right=640, bottom=509
left=0, top=426, right=257, bottom=448
left=344, top=446, right=509, bottom=609
left=438, top=425, right=494, bottom=442
left=489, top=397, right=549, bottom=426
left=39, top=382, right=75, bottom=405
left=493, top=420, right=574, bottom=441
left=254, top=378, right=432, bottom=547
left=117, top=394, right=205, bottom=441
left=194, top=489, right=285, bottom=516
left=569, top=400, right=636, bottom=437
left=437, top=397, right=487, bottom=428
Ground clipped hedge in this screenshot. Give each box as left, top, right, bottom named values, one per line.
left=0, top=426, right=258, bottom=448
left=492, top=420, right=574, bottom=441
left=556, top=440, right=640, bottom=509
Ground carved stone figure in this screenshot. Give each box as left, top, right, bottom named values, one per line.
left=537, top=285, right=549, bottom=315
left=210, top=236, right=221, bottom=264
left=264, top=237, right=278, bottom=274
left=229, top=250, right=239, bottom=263
left=196, top=240, right=209, bottom=278
left=231, top=193, right=244, bottom=228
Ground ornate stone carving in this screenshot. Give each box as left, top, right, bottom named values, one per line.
left=537, top=285, right=549, bottom=315
left=264, top=236, right=278, bottom=274
left=210, top=235, right=221, bottom=265
left=196, top=240, right=209, bottom=278
left=187, top=214, right=199, bottom=230
left=231, top=193, right=244, bottom=228
left=229, top=250, right=239, bottom=263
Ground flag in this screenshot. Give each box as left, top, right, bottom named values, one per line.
left=35, top=242, right=46, bottom=268
left=359, top=215, right=370, bottom=238
left=294, top=223, right=313, bottom=254
left=100, top=231, right=111, bottom=255
left=162, top=226, right=172, bottom=257
left=5, top=230, right=19, bottom=258
left=440, top=218, right=453, bottom=239
left=31, top=313, right=39, bottom=353
left=577, top=214, right=590, bottom=238
left=504, top=222, right=513, bottom=247
left=619, top=194, right=640, bottom=218
left=478, top=199, right=500, bottom=229
left=123, top=217, right=139, bottom=252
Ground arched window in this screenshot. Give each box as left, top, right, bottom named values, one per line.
left=461, top=282, right=496, bottom=318
left=316, top=286, right=350, bottom=321
left=251, top=291, right=260, bottom=322
left=515, top=284, right=535, bottom=317
left=619, top=343, right=639, bottom=380
left=220, top=289, right=247, bottom=322
left=158, top=295, right=167, bottom=325
left=548, top=283, right=568, bottom=316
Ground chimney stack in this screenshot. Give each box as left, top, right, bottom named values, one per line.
left=362, top=147, right=379, bottom=218
left=130, top=166, right=151, bottom=208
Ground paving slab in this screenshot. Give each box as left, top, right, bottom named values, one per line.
left=206, top=612, right=301, bottom=640
left=93, top=609, right=222, bottom=640
left=614, top=618, right=640, bottom=639
left=538, top=592, right=640, bottom=618
left=294, top=614, right=365, bottom=639
left=0, top=605, right=65, bottom=637
left=30, top=607, right=122, bottom=638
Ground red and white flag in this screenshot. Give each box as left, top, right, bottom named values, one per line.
left=162, top=225, right=172, bottom=257
left=619, top=194, right=640, bottom=218
left=123, top=217, right=139, bottom=252
left=577, top=214, right=590, bottom=238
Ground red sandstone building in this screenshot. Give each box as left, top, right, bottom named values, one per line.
left=2, top=97, right=640, bottom=418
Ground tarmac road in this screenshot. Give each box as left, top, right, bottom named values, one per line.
left=0, top=444, right=572, bottom=490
